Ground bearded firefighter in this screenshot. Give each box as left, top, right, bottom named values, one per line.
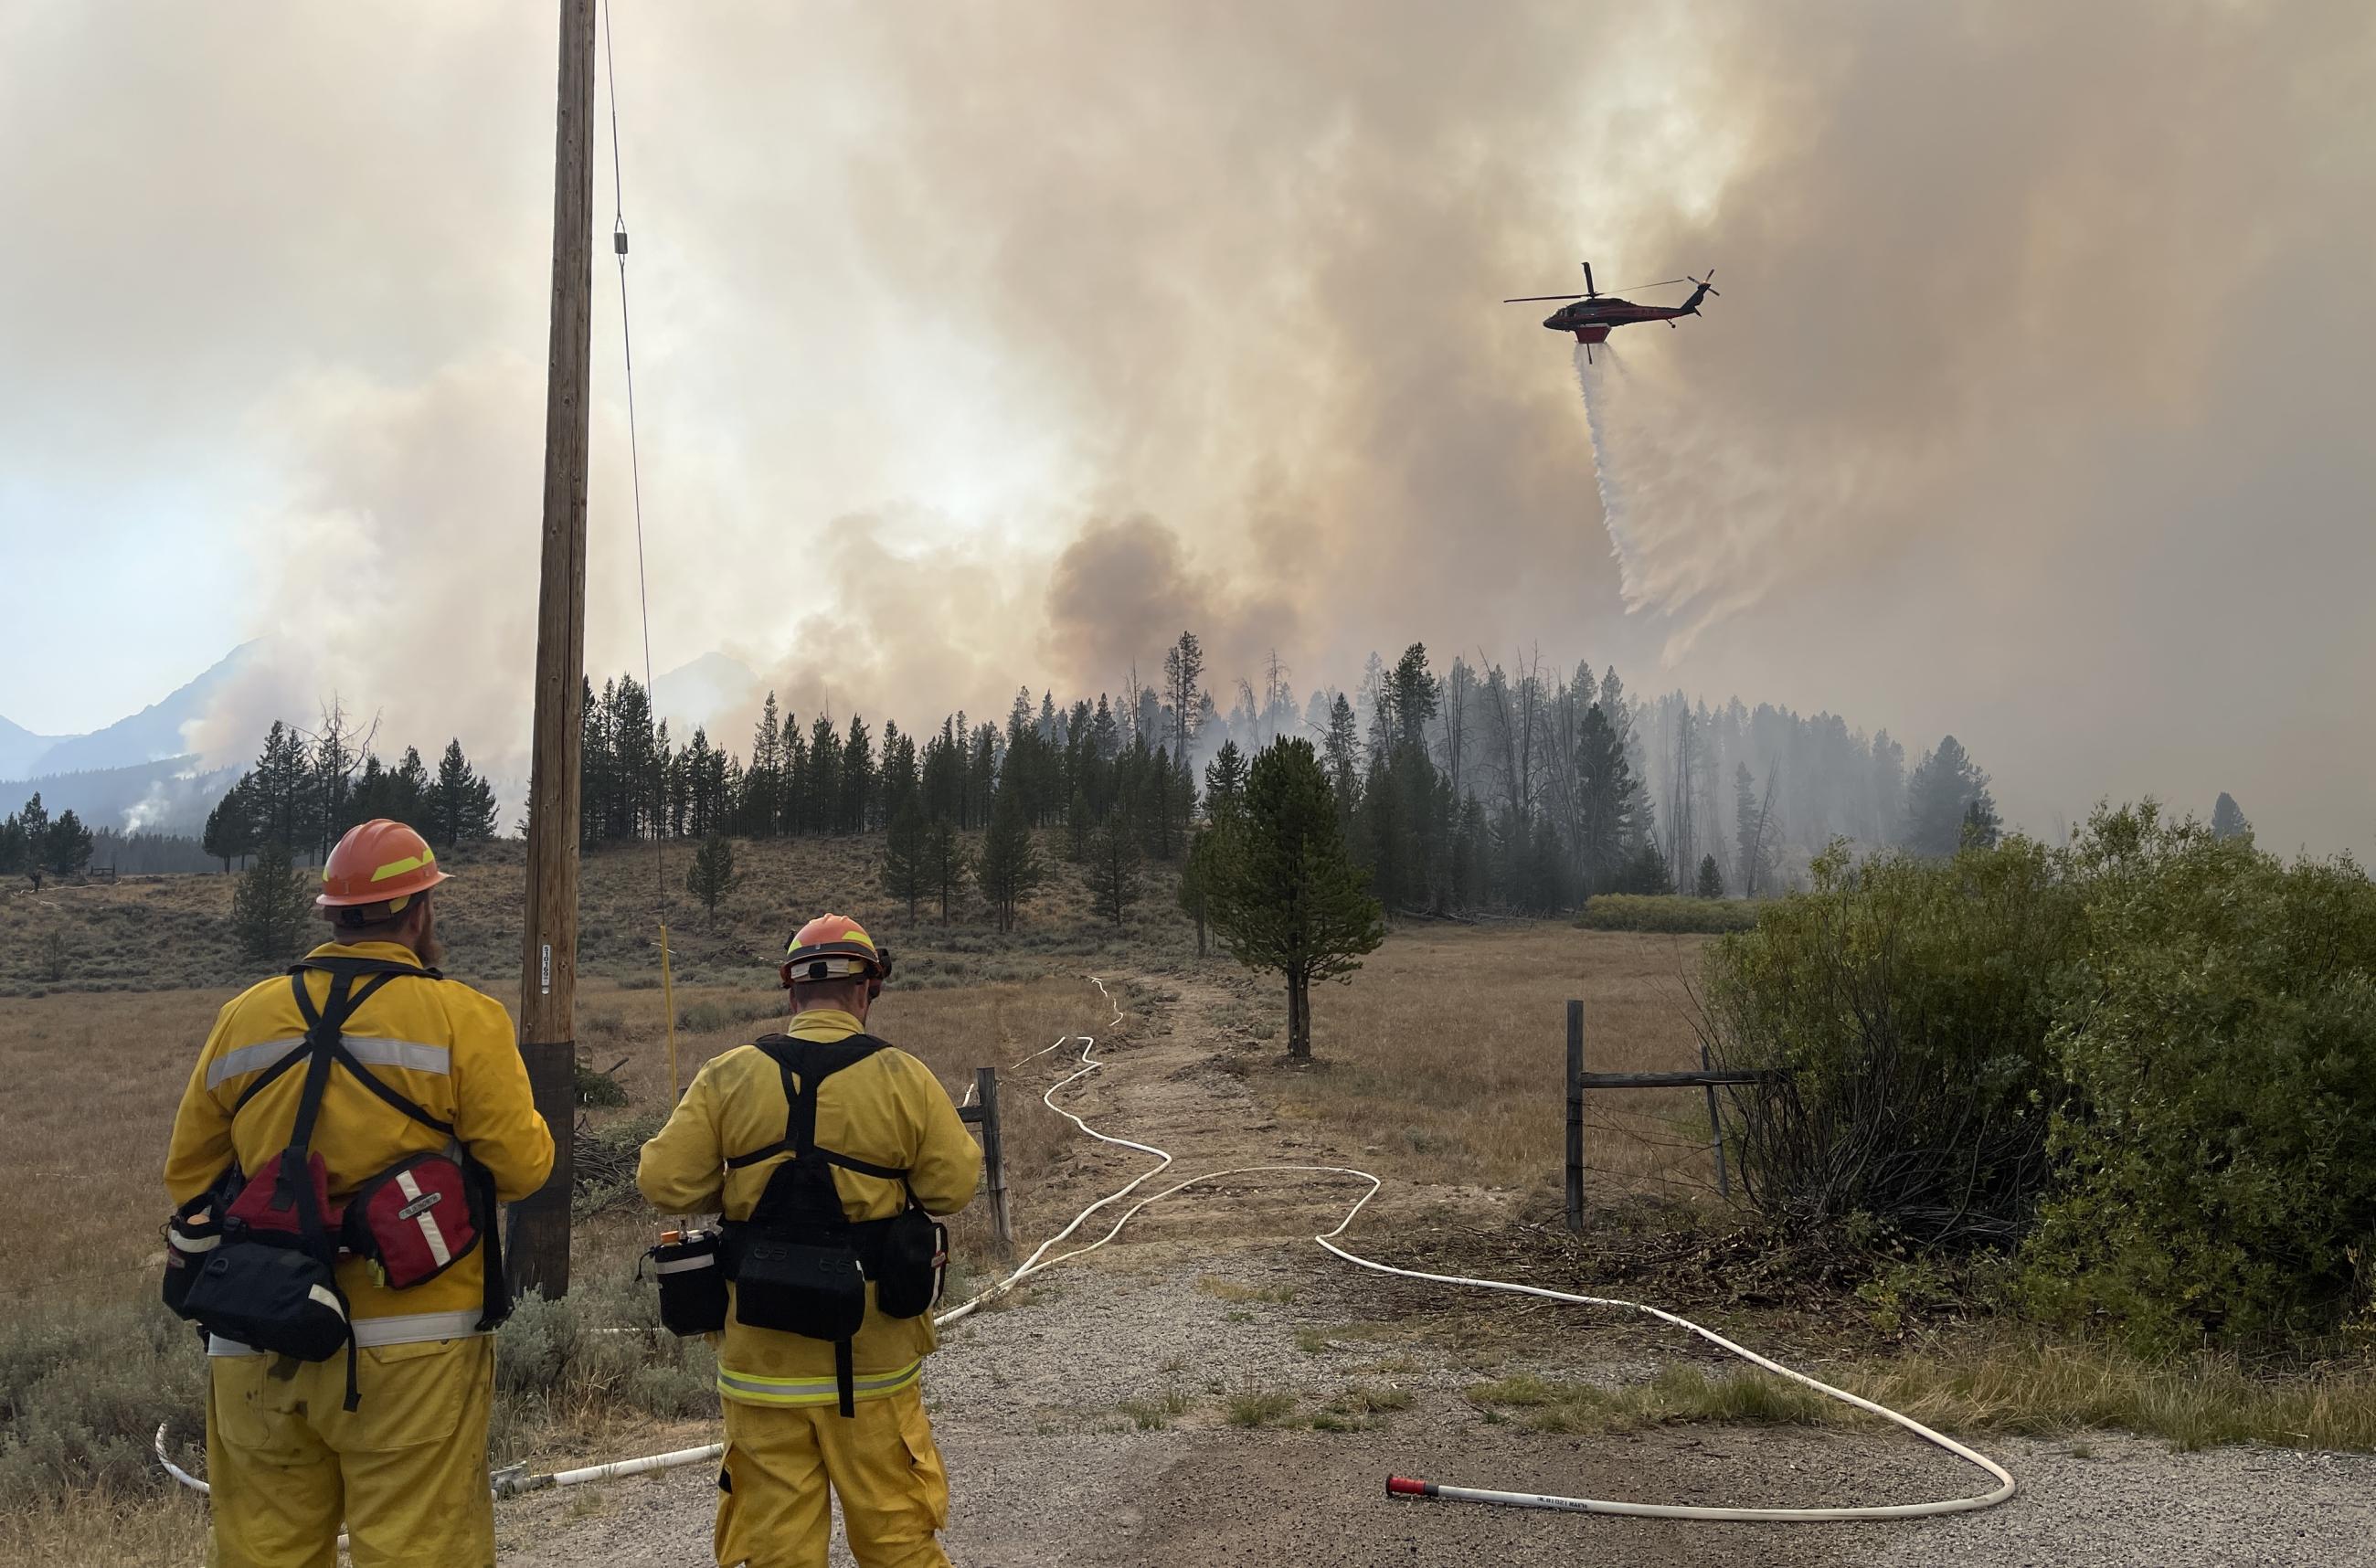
left=638, top=913, right=980, bottom=1568
left=163, top=818, right=554, bottom=1568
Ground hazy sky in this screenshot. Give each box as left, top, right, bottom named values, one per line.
left=1, top=2, right=2370, bottom=852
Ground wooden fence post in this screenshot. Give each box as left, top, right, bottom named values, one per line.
left=974, top=1066, right=1013, bottom=1251
left=1565, top=1000, right=1585, bottom=1234
left=1701, top=1044, right=1730, bottom=1199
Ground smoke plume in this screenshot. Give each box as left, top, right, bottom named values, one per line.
left=3, top=2, right=2371, bottom=848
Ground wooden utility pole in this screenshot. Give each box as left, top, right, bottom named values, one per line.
left=510, top=0, right=598, bottom=1299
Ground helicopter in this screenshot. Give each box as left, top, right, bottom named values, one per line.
left=1504, top=262, right=1718, bottom=362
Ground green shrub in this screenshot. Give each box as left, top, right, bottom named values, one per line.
left=493, top=1272, right=716, bottom=1451
left=1577, top=895, right=1760, bottom=934
left=0, top=1296, right=207, bottom=1498
left=1702, top=838, right=2084, bottom=1249
left=2022, top=807, right=2376, bottom=1351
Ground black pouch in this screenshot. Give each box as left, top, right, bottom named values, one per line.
left=868, top=1206, right=948, bottom=1321
left=645, top=1229, right=729, bottom=1337
left=179, top=1241, right=351, bottom=1361
left=731, top=1235, right=869, bottom=1340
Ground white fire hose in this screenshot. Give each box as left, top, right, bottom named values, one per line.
left=161, top=977, right=2015, bottom=1525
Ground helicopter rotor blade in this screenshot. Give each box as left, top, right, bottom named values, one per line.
left=1606, top=277, right=1692, bottom=294
left=1689, top=270, right=1721, bottom=297
left=1503, top=294, right=1586, bottom=303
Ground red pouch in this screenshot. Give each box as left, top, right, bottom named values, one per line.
left=226, top=1152, right=343, bottom=1242
left=343, top=1152, right=481, bottom=1289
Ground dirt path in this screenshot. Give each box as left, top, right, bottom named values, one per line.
left=504, top=973, right=2376, bottom=1568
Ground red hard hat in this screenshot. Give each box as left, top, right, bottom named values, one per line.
left=317, top=819, right=449, bottom=909
left=782, top=912, right=893, bottom=993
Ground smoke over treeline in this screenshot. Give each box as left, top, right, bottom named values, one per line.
left=4, top=4, right=2371, bottom=852
left=512, top=633, right=1995, bottom=908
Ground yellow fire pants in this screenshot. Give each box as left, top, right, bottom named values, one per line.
left=204, top=1336, right=494, bottom=1568
left=716, top=1383, right=951, bottom=1568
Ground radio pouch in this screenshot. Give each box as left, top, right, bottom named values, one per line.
left=344, top=1150, right=482, bottom=1291
left=643, top=1228, right=729, bottom=1337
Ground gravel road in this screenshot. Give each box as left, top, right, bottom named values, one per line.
left=502, top=976, right=2376, bottom=1568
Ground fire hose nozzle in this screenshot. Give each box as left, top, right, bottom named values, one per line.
left=1386, top=1476, right=1434, bottom=1499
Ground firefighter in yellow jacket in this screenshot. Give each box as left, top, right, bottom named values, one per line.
left=164, top=819, right=553, bottom=1568
left=639, top=913, right=980, bottom=1568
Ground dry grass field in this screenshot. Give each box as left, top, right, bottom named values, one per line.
left=1241, top=923, right=1719, bottom=1196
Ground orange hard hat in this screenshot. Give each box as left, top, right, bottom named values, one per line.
left=317, top=819, right=449, bottom=910
left=781, top=912, right=894, bottom=993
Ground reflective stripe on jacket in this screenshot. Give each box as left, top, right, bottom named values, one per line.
left=636, top=1008, right=980, bottom=1403
left=164, top=939, right=554, bottom=1338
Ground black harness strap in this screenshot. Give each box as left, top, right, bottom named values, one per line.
left=277, top=964, right=402, bottom=1412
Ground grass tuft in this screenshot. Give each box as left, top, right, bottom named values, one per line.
left=1225, top=1386, right=1297, bottom=1428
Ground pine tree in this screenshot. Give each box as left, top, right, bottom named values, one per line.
left=232, top=841, right=313, bottom=962
left=1574, top=703, right=1637, bottom=895
left=1959, top=795, right=2003, bottom=852
left=1203, top=740, right=1248, bottom=820
left=744, top=692, right=784, bottom=837
left=1203, top=738, right=1385, bottom=1061
left=1903, top=736, right=1995, bottom=858
left=13, top=793, right=50, bottom=886
left=203, top=778, right=260, bottom=872
left=2211, top=792, right=2252, bottom=842
left=250, top=723, right=315, bottom=853
left=1085, top=821, right=1141, bottom=927
left=42, top=810, right=95, bottom=879
left=0, top=811, right=26, bottom=881
left=1695, top=853, right=1725, bottom=899
left=1162, top=631, right=1204, bottom=764
left=1733, top=761, right=1779, bottom=898
left=923, top=817, right=969, bottom=921
left=976, top=789, right=1045, bottom=933
left=1614, top=837, right=1675, bottom=895
left=1180, top=829, right=1214, bottom=957
left=1321, top=693, right=1363, bottom=826
left=1066, top=789, right=1094, bottom=863
left=881, top=803, right=928, bottom=922
left=430, top=739, right=500, bottom=847
left=843, top=715, right=876, bottom=832
left=685, top=832, right=739, bottom=924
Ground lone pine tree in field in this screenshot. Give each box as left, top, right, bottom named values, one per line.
left=233, top=841, right=313, bottom=962
left=1696, top=853, right=1725, bottom=899
left=685, top=832, right=739, bottom=924
left=1204, top=737, right=1384, bottom=1061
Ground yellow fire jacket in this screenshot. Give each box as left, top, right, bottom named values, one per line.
left=164, top=939, right=555, bottom=1343
left=637, top=1008, right=981, bottom=1406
